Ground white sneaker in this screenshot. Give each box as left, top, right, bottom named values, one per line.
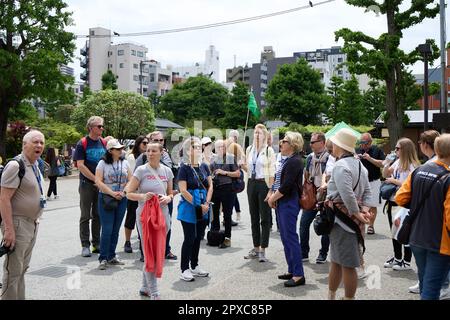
left=383, top=257, right=398, bottom=268
left=191, top=266, right=209, bottom=277
left=236, top=212, right=241, bottom=222
left=357, top=267, right=368, bottom=279
left=440, top=288, right=450, bottom=300
left=180, top=269, right=195, bottom=282
left=46, top=196, right=53, bottom=201
left=408, top=281, right=420, bottom=294
left=54, top=195, right=59, bottom=200
left=258, top=251, right=268, bottom=263
left=98, top=260, right=107, bottom=270
left=393, top=260, right=412, bottom=271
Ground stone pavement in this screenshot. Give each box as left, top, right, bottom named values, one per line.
left=1, top=175, right=419, bottom=300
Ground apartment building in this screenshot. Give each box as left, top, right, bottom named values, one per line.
left=172, top=45, right=220, bottom=82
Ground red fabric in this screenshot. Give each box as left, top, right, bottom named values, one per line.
left=140, top=196, right=166, bottom=278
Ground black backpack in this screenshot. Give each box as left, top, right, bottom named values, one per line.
left=0, top=156, right=26, bottom=223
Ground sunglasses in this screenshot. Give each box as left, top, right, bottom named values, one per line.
left=310, top=140, right=321, bottom=145
left=359, top=140, right=369, bottom=145
left=142, top=141, right=148, bottom=145
left=95, top=125, right=104, bottom=129
left=153, top=139, right=164, bottom=143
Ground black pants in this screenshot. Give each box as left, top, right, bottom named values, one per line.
left=234, top=194, right=241, bottom=212
left=180, top=219, right=207, bottom=272
left=212, top=184, right=235, bottom=239
left=124, top=200, right=138, bottom=230
left=47, top=176, right=58, bottom=197
left=386, top=201, right=412, bottom=262
left=247, top=179, right=271, bottom=248
left=165, top=201, right=173, bottom=256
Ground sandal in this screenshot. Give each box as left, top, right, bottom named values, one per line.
left=165, top=252, right=178, bottom=260
left=367, top=226, right=375, bottom=235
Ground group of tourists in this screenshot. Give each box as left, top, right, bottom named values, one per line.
left=0, top=115, right=449, bottom=301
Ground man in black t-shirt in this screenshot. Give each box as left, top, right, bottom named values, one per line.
left=356, top=133, right=385, bottom=235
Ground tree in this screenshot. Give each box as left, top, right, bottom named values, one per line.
left=80, top=85, right=92, bottom=103
left=159, top=76, right=229, bottom=127
left=101, top=70, right=118, bottom=90
left=219, top=81, right=257, bottom=129
left=326, top=76, right=344, bottom=124
left=363, top=80, right=386, bottom=124
left=31, top=118, right=82, bottom=149
left=335, top=0, right=440, bottom=147
left=336, top=75, right=367, bottom=125
left=71, top=90, right=155, bottom=140
left=0, top=0, right=76, bottom=159
left=265, top=59, right=330, bottom=125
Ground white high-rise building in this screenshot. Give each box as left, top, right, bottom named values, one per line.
left=80, top=27, right=149, bottom=94
left=172, top=45, right=220, bottom=82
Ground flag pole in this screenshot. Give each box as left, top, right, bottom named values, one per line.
left=243, top=89, right=251, bottom=149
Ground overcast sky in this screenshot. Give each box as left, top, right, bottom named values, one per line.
left=65, top=0, right=448, bottom=83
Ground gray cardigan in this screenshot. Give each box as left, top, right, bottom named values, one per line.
left=326, top=156, right=372, bottom=232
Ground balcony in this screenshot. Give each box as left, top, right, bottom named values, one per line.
left=80, top=70, right=88, bottom=81
left=80, top=57, right=88, bottom=68
left=80, top=43, right=89, bottom=56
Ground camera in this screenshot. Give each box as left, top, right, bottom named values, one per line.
left=0, top=242, right=14, bottom=257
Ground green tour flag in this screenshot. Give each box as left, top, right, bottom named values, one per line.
left=247, top=92, right=261, bottom=119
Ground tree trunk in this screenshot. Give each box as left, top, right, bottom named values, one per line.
left=385, top=4, right=403, bottom=149
left=0, top=99, right=12, bottom=160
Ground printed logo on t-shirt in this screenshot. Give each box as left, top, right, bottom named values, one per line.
left=146, top=175, right=168, bottom=182
left=86, top=148, right=105, bottom=164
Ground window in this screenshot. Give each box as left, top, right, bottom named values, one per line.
left=118, top=50, right=124, bottom=56
left=448, top=77, right=450, bottom=85
left=131, top=50, right=136, bottom=56
left=137, top=51, right=144, bottom=57
left=90, top=30, right=95, bottom=36
left=133, top=75, right=139, bottom=81
left=338, top=57, right=343, bottom=63
left=119, top=63, right=124, bottom=68
left=108, top=51, right=112, bottom=57
left=150, top=73, right=155, bottom=82
left=133, top=63, right=138, bottom=69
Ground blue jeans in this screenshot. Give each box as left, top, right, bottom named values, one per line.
left=300, top=209, right=329, bottom=258
left=98, top=194, right=127, bottom=261
left=411, top=245, right=450, bottom=300
left=277, top=195, right=304, bottom=277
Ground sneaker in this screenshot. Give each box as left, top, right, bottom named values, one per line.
left=316, top=253, right=327, bottom=264
left=383, top=257, right=397, bottom=268
left=357, top=267, right=368, bottom=279
left=231, top=220, right=238, bottom=227
left=81, top=247, right=91, bottom=257
left=258, top=251, right=268, bottom=263
left=236, top=212, right=241, bottom=222
left=367, top=225, right=375, bottom=235
left=244, top=249, right=259, bottom=259
left=180, top=269, right=195, bottom=282
left=98, top=260, right=107, bottom=270
left=393, top=260, right=412, bottom=271
left=46, top=196, right=53, bottom=201
left=139, top=287, right=150, bottom=297
left=124, top=241, right=133, bottom=253
left=0, top=282, right=2, bottom=289
left=150, top=293, right=161, bottom=300
left=108, top=256, right=125, bottom=265
left=408, top=281, right=420, bottom=294
left=440, top=288, right=450, bottom=300
left=165, top=252, right=178, bottom=260
left=219, top=238, right=231, bottom=249
left=191, top=266, right=209, bottom=277
left=53, top=195, right=59, bottom=200
left=91, top=245, right=100, bottom=254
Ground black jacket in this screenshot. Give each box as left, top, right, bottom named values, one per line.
left=278, top=153, right=304, bottom=198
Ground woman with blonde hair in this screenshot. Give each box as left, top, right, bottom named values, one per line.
left=267, top=132, right=306, bottom=287
left=242, top=124, right=276, bottom=262
left=382, top=137, right=420, bottom=271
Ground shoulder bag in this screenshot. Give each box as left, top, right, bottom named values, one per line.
left=102, top=161, right=123, bottom=211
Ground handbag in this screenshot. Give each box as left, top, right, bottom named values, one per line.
left=207, top=230, right=225, bottom=246
left=102, top=193, right=120, bottom=210
left=397, top=171, right=449, bottom=245
left=300, top=178, right=317, bottom=210
left=380, top=182, right=399, bottom=201
left=231, top=169, right=245, bottom=193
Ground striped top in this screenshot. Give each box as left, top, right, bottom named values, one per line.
left=272, top=155, right=291, bottom=192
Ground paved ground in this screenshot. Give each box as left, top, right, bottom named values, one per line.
left=1, top=174, right=419, bottom=300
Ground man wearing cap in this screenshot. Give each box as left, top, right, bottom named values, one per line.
left=356, top=133, right=385, bottom=235
left=73, top=116, right=107, bottom=257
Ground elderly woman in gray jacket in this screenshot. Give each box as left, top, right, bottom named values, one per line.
left=325, top=128, right=372, bottom=300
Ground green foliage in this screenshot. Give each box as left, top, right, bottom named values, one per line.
left=428, top=82, right=440, bottom=96
left=335, top=0, right=440, bottom=147
left=71, top=90, right=155, bottom=140
left=80, top=85, right=92, bottom=103
left=101, top=70, right=118, bottom=90
left=326, top=76, right=344, bottom=123
left=0, top=0, right=76, bottom=158
left=363, top=80, right=386, bottom=124
left=8, top=101, right=39, bottom=123
left=265, top=59, right=330, bottom=125
left=159, top=76, right=229, bottom=127
left=337, top=75, right=366, bottom=125
left=219, top=81, right=257, bottom=129
left=51, top=104, right=76, bottom=123
left=31, top=118, right=82, bottom=149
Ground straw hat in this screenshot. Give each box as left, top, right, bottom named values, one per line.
left=330, top=128, right=357, bottom=154
left=106, top=139, right=125, bottom=151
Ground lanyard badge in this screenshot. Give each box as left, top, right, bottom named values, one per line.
left=32, top=164, right=47, bottom=208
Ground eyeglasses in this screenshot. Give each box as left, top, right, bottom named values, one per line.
left=152, top=139, right=164, bottom=143
left=395, top=147, right=401, bottom=151
left=280, top=140, right=289, bottom=144
left=141, top=141, right=148, bottom=145
left=310, top=140, right=321, bottom=145
left=359, top=140, right=369, bottom=145
left=95, top=125, right=104, bottom=129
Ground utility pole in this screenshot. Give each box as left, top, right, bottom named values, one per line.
left=440, top=0, right=447, bottom=113
left=419, top=43, right=433, bottom=131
